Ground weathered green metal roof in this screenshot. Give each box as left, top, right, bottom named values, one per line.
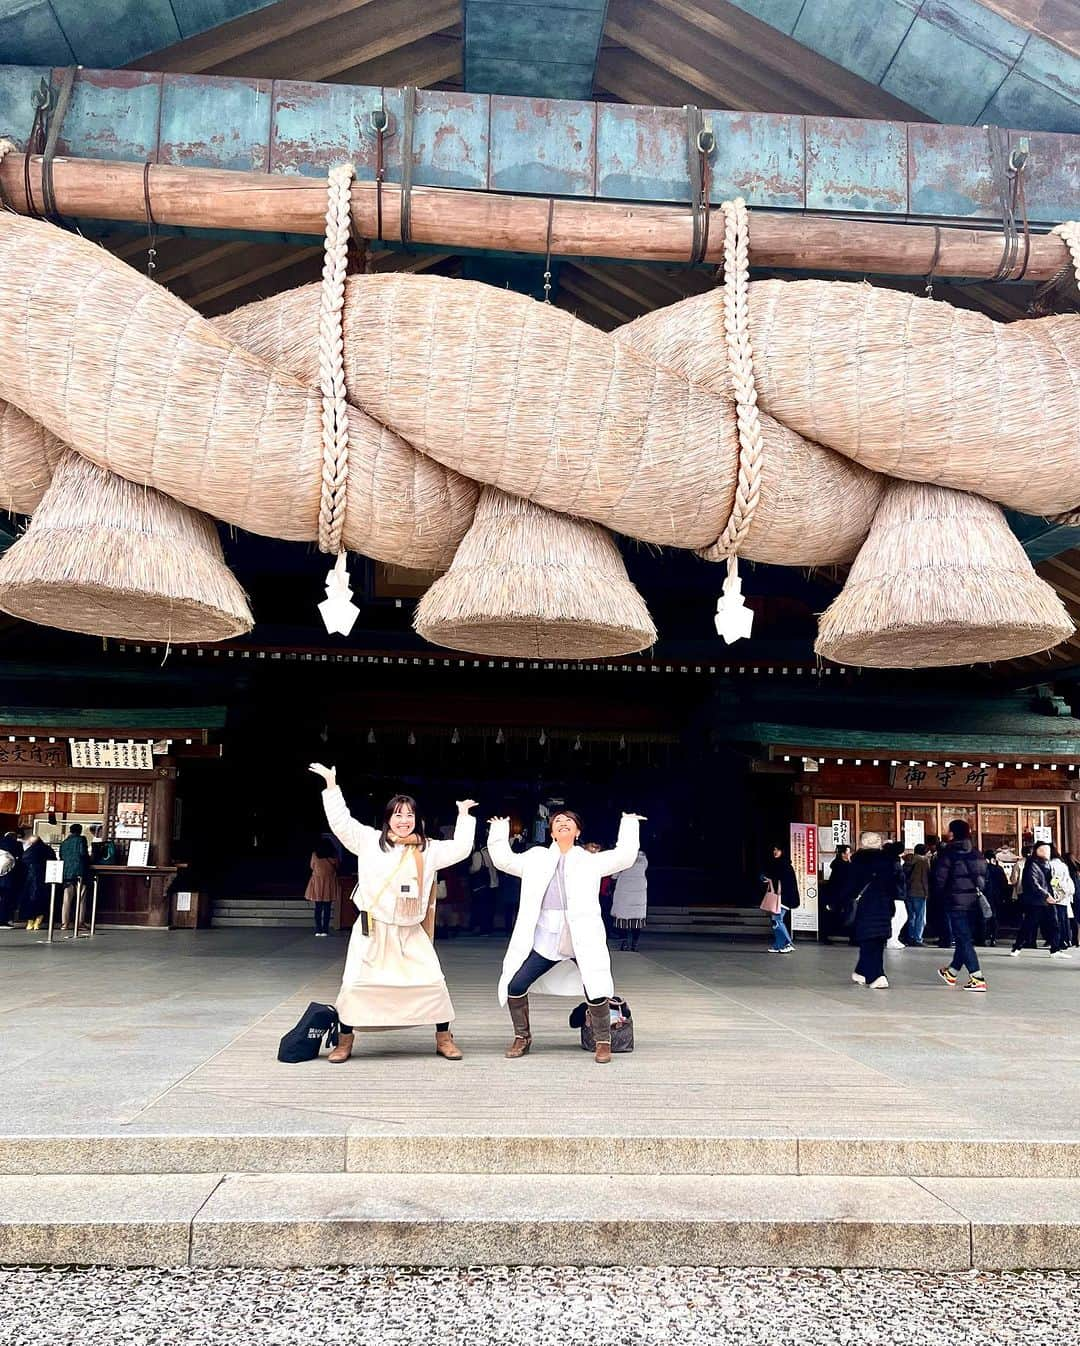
left=731, top=0, right=1080, bottom=134
left=712, top=687, right=1080, bottom=757
left=0, top=705, right=227, bottom=729
left=464, top=0, right=608, bottom=99
left=0, top=1, right=279, bottom=66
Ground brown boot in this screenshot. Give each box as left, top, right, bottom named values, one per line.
left=327, top=1031, right=354, bottom=1063
left=435, top=1029, right=463, bottom=1060
left=587, top=1000, right=612, bottom=1064
left=505, top=994, right=531, bottom=1058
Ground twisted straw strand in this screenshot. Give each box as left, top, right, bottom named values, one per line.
left=317, top=163, right=354, bottom=555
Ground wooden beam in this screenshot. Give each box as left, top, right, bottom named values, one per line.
left=206, top=0, right=460, bottom=82
left=332, top=29, right=463, bottom=89
left=130, top=0, right=381, bottom=75
left=4, top=155, right=1073, bottom=281
left=606, top=0, right=927, bottom=121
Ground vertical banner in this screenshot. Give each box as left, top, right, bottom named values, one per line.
left=789, top=822, right=819, bottom=933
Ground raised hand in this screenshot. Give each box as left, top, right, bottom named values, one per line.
left=488, top=815, right=509, bottom=827
left=456, top=799, right=479, bottom=813
left=622, top=812, right=647, bottom=821
left=309, top=762, right=337, bottom=789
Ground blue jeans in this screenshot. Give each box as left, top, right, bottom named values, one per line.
left=949, top=909, right=980, bottom=976
left=769, top=910, right=791, bottom=950
left=905, top=898, right=926, bottom=943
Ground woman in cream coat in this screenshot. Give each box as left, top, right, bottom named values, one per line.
left=487, top=808, right=642, bottom=1064
left=309, top=763, right=476, bottom=1061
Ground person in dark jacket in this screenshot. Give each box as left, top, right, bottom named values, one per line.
left=902, top=843, right=931, bottom=945
left=1011, top=841, right=1066, bottom=957
left=59, top=824, right=90, bottom=931
left=821, top=844, right=853, bottom=944
left=933, top=820, right=988, bottom=990
left=18, top=831, right=56, bottom=931
left=981, top=850, right=1009, bottom=947
left=0, top=831, right=23, bottom=927
left=761, top=845, right=799, bottom=954
left=849, top=831, right=903, bottom=988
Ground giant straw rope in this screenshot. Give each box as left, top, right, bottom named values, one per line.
left=0, top=143, right=1078, bottom=665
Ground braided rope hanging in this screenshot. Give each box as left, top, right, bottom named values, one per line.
left=704, top=197, right=762, bottom=642
left=1045, top=221, right=1080, bottom=527
left=316, top=163, right=360, bottom=634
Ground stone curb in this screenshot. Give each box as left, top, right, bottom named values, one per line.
left=3, top=1135, right=1080, bottom=1178
left=1, top=1174, right=1078, bottom=1270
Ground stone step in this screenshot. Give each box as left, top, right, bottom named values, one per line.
left=1, top=1172, right=1077, bottom=1269
left=5, top=1132, right=1080, bottom=1180
left=214, top=899, right=309, bottom=911
left=210, top=916, right=314, bottom=927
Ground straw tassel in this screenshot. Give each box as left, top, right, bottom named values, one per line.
left=815, top=481, right=1074, bottom=668
left=414, top=487, right=656, bottom=659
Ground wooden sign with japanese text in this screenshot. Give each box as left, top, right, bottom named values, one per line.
left=890, top=764, right=997, bottom=792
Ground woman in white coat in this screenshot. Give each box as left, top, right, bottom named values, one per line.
left=309, top=763, right=476, bottom=1061
left=612, top=849, right=648, bottom=951
left=487, top=808, right=643, bottom=1064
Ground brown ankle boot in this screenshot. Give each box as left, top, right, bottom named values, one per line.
left=327, top=1031, right=354, bottom=1063
left=587, top=1000, right=612, bottom=1064
left=505, top=994, right=531, bottom=1058
left=435, top=1029, right=463, bottom=1060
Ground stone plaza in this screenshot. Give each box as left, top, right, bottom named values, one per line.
left=2, top=927, right=1078, bottom=1272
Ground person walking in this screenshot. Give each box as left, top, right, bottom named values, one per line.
left=1049, top=847, right=1074, bottom=957
left=933, top=819, right=989, bottom=992
left=488, top=807, right=642, bottom=1064
left=18, top=831, right=55, bottom=931
left=612, top=847, right=648, bottom=951
left=849, top=831, right=903, bottom=988
left=308, top=763, right=477, bottom=1061
left=1010, top=841, right=1066, bottom=958
left=902, top=843, right=930, bottom=946
left=821, top=843, right=853, bottom=944
left=58, top=824, right=90, bottom=931
left=761, top=845, right=799, bottom=954
left=0, top=831, right=23, bottom=928
left=1065, top=852, right=1080, bottom=947
left=981, top=850, right=1009, bottom=947
left=304, top=837, right=338, bottom=937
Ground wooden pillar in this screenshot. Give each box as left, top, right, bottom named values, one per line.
left=1065, top=801, right=1080, bottom=854
left=151, top=761, right=177, bottom=868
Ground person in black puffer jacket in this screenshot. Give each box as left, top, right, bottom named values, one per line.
left=1011, top=841, right=1065, bottom=957
left=849, top=832, right=904, bottom=989
left=933, top=819, right=988, bottom=991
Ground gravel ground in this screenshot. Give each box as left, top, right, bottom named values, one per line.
left=1, top=1265, right=1078, bottom=1346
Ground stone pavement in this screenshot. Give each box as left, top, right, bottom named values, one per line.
left=1, top=927, right=1078, bottom=1268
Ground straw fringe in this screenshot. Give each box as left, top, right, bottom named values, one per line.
left=816, top=481, right=1074, bottom=668
left=415, top=487, right=656, bottom=659
left=0, top=453, right=252, bottom=642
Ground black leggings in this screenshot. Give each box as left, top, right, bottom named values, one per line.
left=507, top=949, right=606, bottom=1004
left=339, top=1020, right=450, bottom=1032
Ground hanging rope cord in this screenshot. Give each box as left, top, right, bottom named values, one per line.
left=1045, top=220, right=1080, bottom=525
left=317, top=162, right=354, bottom=557
left=701, top=198, right=764, bottom=578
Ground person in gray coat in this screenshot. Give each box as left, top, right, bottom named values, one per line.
left=612, top=849, right=648, bottom=951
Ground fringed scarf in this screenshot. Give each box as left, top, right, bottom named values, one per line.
left=388, top=836, right=425, bottom=924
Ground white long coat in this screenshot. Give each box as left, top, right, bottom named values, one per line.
left=488, top=816, right=639, bottom=1005
left=322, top=787, right=475, bottom=1027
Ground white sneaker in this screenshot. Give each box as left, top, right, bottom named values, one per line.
left=868, top=976, right=890, bottom=989
left=1009, top=949, right=1021, bottom=957
left=1050, top=949, right=1072, bottom=959
left=779, top=945, right=795, bottom=954
left=851, top=972, right=866, bottom=985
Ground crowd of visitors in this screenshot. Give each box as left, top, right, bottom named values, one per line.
left=804, top=822, right=1080, bottom=992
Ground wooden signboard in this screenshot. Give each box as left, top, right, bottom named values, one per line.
left=890, top=765, right=997, bottom=792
